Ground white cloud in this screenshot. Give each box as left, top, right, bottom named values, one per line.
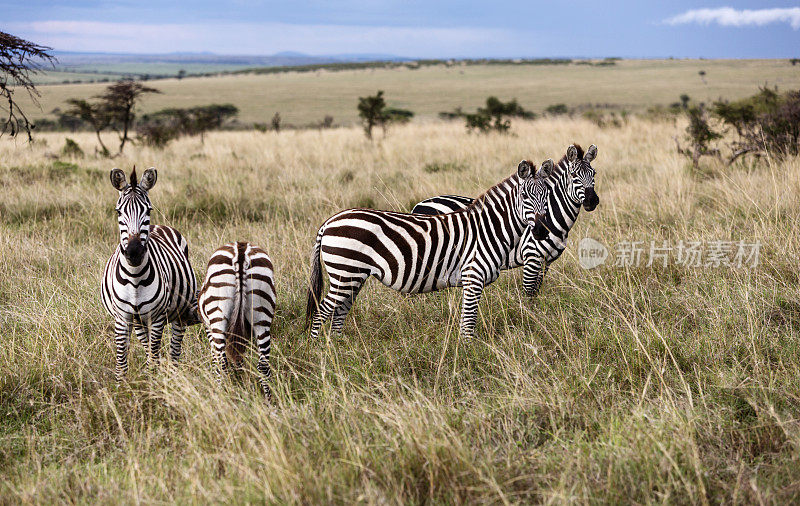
left=5, top=20, right=516, bottom=57
left=665, top=7, right=800, bottom=30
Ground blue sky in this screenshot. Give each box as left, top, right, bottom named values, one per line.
left=4, top=1, right=800, bottom=58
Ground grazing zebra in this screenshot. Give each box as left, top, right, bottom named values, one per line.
left=412, top=144, right=599, bottom=296
left=306, top=158, right=556, bottom=342
left=198, top=242, right=276, bottom=398
left=101, top=167, right=198, bottom=381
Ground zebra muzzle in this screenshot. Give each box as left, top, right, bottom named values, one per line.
left=583, top=187, right=599, bottom=211
left=531, top=214, right=549, bottom=240
left=125, top=236, right=146, bottom=266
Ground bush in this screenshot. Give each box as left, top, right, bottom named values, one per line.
left=438, top=107, right=464, bottom=120
left=675, top=105, right=721, bottom=170
left=545, top=103, right=569, bottom=115
left=464, top=97, right=534, bottom=134
left=582, top=109, right=626, bottom=128
left=138, top=121, right=179, bottom=148
left=385, top=108, right=414, bottom=125
left=713, top=87, right=800, bottom=161
left=137, top=103, right=239, bottom=147
left=60, top=138, right=83, bottom=158
left=358, top=91, right=414, bottom=139
left=423, top=162, right=466, bottom=173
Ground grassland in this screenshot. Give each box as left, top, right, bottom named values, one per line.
left=1, top=116, right=799, bottom=503
left=19, top=59, right=800, bottom=126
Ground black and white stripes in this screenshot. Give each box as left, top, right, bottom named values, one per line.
left=198, top=242, right=276, bottom=397
left=101, top=167, right=198, bottom=380
left=412, top=144, right=599, bottom=296
left=306, top=158, right=556, bottom=341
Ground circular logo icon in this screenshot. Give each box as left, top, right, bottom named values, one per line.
left=578, top=238, right=608, bottom=270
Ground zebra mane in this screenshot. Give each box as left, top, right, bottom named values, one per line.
left=129, top=166, right=138, bottom=187
left=464, top=173, right=518, bottom=214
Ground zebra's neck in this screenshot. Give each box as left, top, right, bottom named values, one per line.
left=466, top=175, right=527, bottom=250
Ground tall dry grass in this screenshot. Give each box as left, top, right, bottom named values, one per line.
left=1, top=118, right=799, bottom=503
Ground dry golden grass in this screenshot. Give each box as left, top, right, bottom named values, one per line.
left=19, top=59, right=800, bottom=125
left=1, top=118, right=800, bottom=503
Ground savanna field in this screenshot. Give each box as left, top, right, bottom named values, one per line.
left=2, top=86, right=800, bottom=501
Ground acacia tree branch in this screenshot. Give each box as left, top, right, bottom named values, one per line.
left=0, top=31, right=55, bottom=141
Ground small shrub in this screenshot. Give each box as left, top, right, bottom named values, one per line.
left=357, top=91, right=414, bottom=139
left=464, top=97, right=534, bottom=134
left=353, top=195, right=376, bottom=208
left=675, top=105, right=721, bottom=171
left=423, top=162, right=466, bottom=173
left=438, top=107, right=464, bottom=120
left=385, top=108, right=414, bottom=125
left=545, top=103, right=569, bottom=116
left=271, top=112, right=282, bottom=132
left=49, top=161, right=80, bottom=180
left=582, top=109, right=625, bottom=128
left=138, top=122, right=179, bottom=149
left=60, top=138, right=83, bottom=158
left=465, top=112, right=497, bottom=133
left=254, top=123, right=268, bottom=133
left=320, top=115, right=334, bottom=129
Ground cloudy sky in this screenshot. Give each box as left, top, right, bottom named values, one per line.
left=4, top=1, right=800, bottom=58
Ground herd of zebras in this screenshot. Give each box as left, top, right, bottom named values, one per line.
left=101, top=143, right=599, bottom=398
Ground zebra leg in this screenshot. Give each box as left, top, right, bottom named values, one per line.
left=147, top=315, right=168, bottom=369
left=253, top=324, right=272, bottom=399
left=330, top=278, right=366, bottom=335
left=309, top=294, right=336, bottom=339
left=133, top=323, right=148, bottom=347
left=206, top=327, right=227, bottom=384
left=522, top=253, right=548, bottom=297
left=169, top=321, right=186, bottom=363
left=114, top=318, right=132, bottom=382
left=459, top=276, right=485, bottom=342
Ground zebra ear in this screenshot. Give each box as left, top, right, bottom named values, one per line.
left=110, top=168, right=127, bottom=191
left=584, top=144, right=597, bottom=162
left=538, top=159, right=555, bottom=178
left=139, top=167, right=158, bottom=191
left=567, top=145, right=579, bottom=163
left=517, top=160, right=535, bottom=179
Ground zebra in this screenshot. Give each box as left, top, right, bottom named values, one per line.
left=101, top=167, right=198, bottom=381
left=306, top=158, right=556, bottom=342
left=412, top=144, right=599, bottom=296
left=198, top=242, right=276, bottom=398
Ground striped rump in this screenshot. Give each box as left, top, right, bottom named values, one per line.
left=198, top=242, right=276, bottom=398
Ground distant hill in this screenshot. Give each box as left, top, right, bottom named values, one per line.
left=34, top=51, right=411, bottom=83
left=51, top=50, right=408, bottom=70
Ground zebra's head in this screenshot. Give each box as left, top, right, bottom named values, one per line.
left=566, top=144, right=599, bottom=212
left=517, top=158, right=554, bottom=240
left=109, top=166, right=158, bottom=266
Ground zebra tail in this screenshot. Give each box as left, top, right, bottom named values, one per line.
left=226, top=249, right=247, bottom=368
left=305, top=229, right=324, bottom=327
